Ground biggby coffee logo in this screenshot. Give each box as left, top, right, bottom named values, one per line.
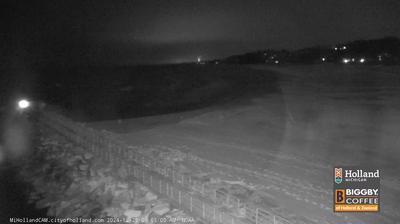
left=333, top=167, right=380, bottom=212
left=335, top=168, right=342, bottom=184
left=335, top=189, right=345, bottom=204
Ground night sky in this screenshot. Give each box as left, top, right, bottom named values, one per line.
left=2, top=0, right=400, bottom=65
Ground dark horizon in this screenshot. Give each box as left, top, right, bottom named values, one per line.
left=2, top=0, right=400, bottom=66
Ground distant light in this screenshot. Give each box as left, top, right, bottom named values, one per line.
left=215, top=61, right=219, bottom=65
left=342, top=46, right=347, bottom=50
left=18, top=99, right=30, bottom=109
left=378, top=55, right=382, bottom=61
left=343, top=58, right=350, bottom=64
left=275, top=60, right=279, bottom=64
left=351, top=58, right=355, bottom=62
left=321, top=57, right=326, bottom=62
left=359, top=58, right=366, bottom=63
left=197, top=57, right=201, bottom=63
left=334, top=47, right=338, bottom=51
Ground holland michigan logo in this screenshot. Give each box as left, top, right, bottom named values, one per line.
left=335, top=168, right=343, bottom=184
left=333, top=166, right=380, bottom=212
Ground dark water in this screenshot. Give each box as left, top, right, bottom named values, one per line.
left=1, top=64, right=279, bottom=122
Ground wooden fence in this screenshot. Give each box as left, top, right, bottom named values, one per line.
left=38, top=110, right=292, bottom=224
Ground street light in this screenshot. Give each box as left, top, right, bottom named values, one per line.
left=342, top=58, right=350, bottom=64
left=16, top=99, right=32, bottom=113
left=18, top=99, right=30, bottom=109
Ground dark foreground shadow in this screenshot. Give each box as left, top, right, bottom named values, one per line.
left=0, top=162, right=48, bottom=223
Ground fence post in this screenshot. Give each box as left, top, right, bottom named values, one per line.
left=150, top=175, right=153, bottom=187
left=128, top=165, right=132, bottom=176
left=256, top=208, right=259, bottom=224
left=202, top=201, right=205, bottom=218
left=273, top=215, right=276, bottom=224
left=142, top=168, right=145, bottom=183
left=213, top=207, right=216, bottom=222
left=190, top=196, right=193, bottom=212
left=179, top=191, right=182, bottom=207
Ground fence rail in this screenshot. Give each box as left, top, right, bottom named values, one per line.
left=38, top=110, right=292, bottom=224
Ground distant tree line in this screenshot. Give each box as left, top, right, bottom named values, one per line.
left=205, top=37, right=400, bottom=65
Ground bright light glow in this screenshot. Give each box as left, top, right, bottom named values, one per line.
left=378, top=55, right=382, bottom=61
left=342, top=46, right=347, bottom=50
left=351, top=58, right=355, bottom=62
left=197, top=57, right=201, bottom=63
left=18, top=99, right=30, bottom=109
left=343, top=58, right=350, bottom=64
left=359, top=58, right=365, bottom=63
left=322, top=57, right=326, bottom=62
left=275, top=60, right=279, bottom=64
left=334, top=47, right=338, bottom=51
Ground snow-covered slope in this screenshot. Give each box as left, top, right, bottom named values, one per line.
left=91, top=64, right=400, bottom=224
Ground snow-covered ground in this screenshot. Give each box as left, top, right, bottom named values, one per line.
left=90, top=64, right=400, bottom=224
